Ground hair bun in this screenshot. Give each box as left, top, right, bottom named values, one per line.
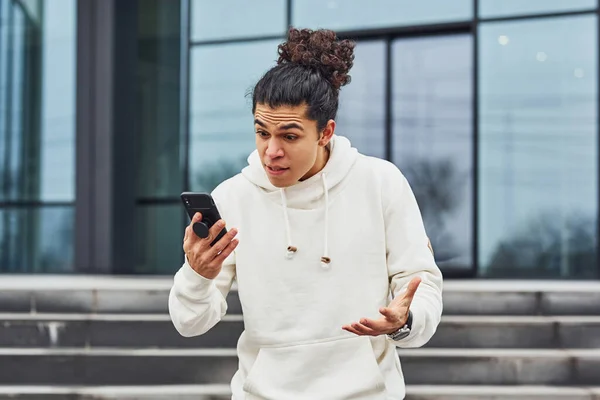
left=277, top=28, right=355, bottom=90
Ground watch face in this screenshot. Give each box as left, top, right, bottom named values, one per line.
left=389, top=327, right=410, bottom=341
left=391, top=330, right=410, bottom=341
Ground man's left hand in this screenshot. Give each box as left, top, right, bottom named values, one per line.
left=342, top=277, right=421, bottom=336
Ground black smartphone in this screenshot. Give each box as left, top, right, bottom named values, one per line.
left=181, top=192, right=227, bottom=246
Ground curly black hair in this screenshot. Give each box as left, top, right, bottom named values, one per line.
left=251, top=27, right=356, bottom=132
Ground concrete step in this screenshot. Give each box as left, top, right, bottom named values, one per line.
left=2, top=314, right=600, bottom=349
left=1, top=277, right=599, bottom=315
left=0, top=385, right=599, bottom=400
left=406, top=385, right=600, bottom=400
left=0, top=385, right=231, bottom=400
left=0, top=314, right=244, bottom=349
left=0, top=348, right=598, bottom=386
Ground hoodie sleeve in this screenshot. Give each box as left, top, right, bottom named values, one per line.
left=383, top=168, right=443, bottom=348
left=168, top=181, right=238, bottom=338
left=168, top=252, right=236, bottom=337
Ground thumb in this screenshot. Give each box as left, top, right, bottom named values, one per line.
left=403, top=277, right=422, bottom=303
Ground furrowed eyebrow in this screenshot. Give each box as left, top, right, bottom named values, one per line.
left=279, top=123, right=304, bottom=131
left=254, top=119, right=304, bottom=131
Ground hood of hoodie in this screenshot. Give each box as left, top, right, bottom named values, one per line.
left=241, top=135, right=359, bottom=210
left=241, top=135, right=359, bottom=268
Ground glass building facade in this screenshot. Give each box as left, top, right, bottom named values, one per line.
left=1, top=0, right=599, bottom=279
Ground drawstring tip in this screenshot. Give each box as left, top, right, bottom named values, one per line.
left=286, top=246, right=298, bottom=259
left=320, top=256, right=331, bottom=269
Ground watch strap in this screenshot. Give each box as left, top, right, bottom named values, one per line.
left=387, top=310, right=413, bottom=341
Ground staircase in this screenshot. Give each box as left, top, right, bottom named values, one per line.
left=0, top=276, right=599, bottom=399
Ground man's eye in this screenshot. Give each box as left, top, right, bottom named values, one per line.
left=285, top=135, right=298, bottom=141
left=257, top=131, right=269, bottom=138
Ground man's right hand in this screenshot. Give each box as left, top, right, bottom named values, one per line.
left=183, top=212, right=239, bottom=280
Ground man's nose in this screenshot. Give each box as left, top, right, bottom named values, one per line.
left=265, top=139, right=284, bottom=158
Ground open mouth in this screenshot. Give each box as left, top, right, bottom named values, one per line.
left=266, top=165, right=289, bottom=175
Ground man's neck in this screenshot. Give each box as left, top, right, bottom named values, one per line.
left=300, top=145, right=330, bottom=181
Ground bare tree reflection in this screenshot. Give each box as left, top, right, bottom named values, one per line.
left=401, top=158, right=469, bottom=266
left=194, top=156, right=248, bottom=193
left=0, top=208, right=73, bottom=273
left=487, top=211, right=596, bottom=278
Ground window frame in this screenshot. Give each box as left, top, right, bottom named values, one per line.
left=175, top=0, right=600, bottom=278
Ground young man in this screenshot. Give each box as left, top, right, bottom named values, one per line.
left=170, top=28, right=443, bottom=400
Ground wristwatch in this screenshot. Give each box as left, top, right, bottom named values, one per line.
left=387, top=310, right=413, bottom=341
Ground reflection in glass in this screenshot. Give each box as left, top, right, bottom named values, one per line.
left=191, top=0, right=286, bottom=42
left=0, top=0, right=27, bottom=202
left=0, top=0, right=76, bottom=202
left=336, top=41, right=386, bottom=159
left=479, top=0, right=596, bottom=19
left=293, top=0, right=471, bottom=32
left=0, top=1, right=76, bottom=275
left=189, top=40, right=282, bottom=192
left=8, top=4, right=25, bottom=201
left=0, top=206, right=74, bottom=273
left=135, top=204, right=184, bottom=274
left=40, top=0, right=76, bottom=201
left=392, top=35, right=473, bottom=269
left=478, top=16, right=598, bottom=278
left=136, top=0, right=183, bottom=199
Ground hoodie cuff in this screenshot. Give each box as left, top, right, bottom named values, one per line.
left=388, top=303, right=426, bottom=345
left=179, top=256, right=215, bottom=297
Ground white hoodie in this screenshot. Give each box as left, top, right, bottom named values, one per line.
left=169, top=135, right=443, bottom=400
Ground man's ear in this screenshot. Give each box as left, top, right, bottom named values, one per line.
left=319, top=119, right=336, bottom=146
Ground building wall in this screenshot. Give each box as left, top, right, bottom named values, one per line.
left=1, top=0, right=599, bottom=279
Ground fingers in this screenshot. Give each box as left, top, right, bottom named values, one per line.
left=188, top=212, right=203, bottom=230
left=343, top=281, right=422, bottom=338
left=192, top=212, right=203, bottom=223
left=342, top=325, right=362, bottom=335
left=184, top=224, right=190, bottom=243
left=379, top=307, right=399, bottom=322
left=186, top=212, right=224, bottom=247
left=207, top=227, right=238, bottom=259
left=359, top=317, right=391, bottom=332
left=351, top=322, right=378, bottom=335
left=212, top=237, right=240, bottom=265
left=184, top=213, right=203, bottom=244
left=206, top=219, right=226, bottom=244
left=342, top=317, right=394, bottom=336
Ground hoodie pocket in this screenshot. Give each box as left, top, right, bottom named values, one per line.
left=243, top=335, right=387, bottom=400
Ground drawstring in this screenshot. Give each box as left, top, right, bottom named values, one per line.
left=280, top=173, right=331, bottom=269
left=281, top=189, right=297, bottom=259
left=320, top=173, right=331, bottom=269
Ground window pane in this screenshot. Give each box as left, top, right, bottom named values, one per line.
left=0, top=0, right=16, bottom=201
left=0, top=206, right=74, bottom=273
left=135, top=204, right=184, bottom=274
left=392, top=35, right=473, bottom=270
left=9, top=6, right=24, bottom=201
left=40, top=0, right=76, bottom=201
left=189, top=40, right=281, bottom=192
left=191, top=0, right=286, bottom=42
left=478, top=16, right=598, bottom=278
left=136, top=0, right=183, bottom=198
left=336, top=41, right=386, bottom=159
left=479, top=0, right=596, bottom=19
left=0, top=0, right=76, bottom=202
left=293, top=0, right=472, bottom=32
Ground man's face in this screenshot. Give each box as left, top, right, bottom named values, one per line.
left=254, top=103, right=333, bottom=188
